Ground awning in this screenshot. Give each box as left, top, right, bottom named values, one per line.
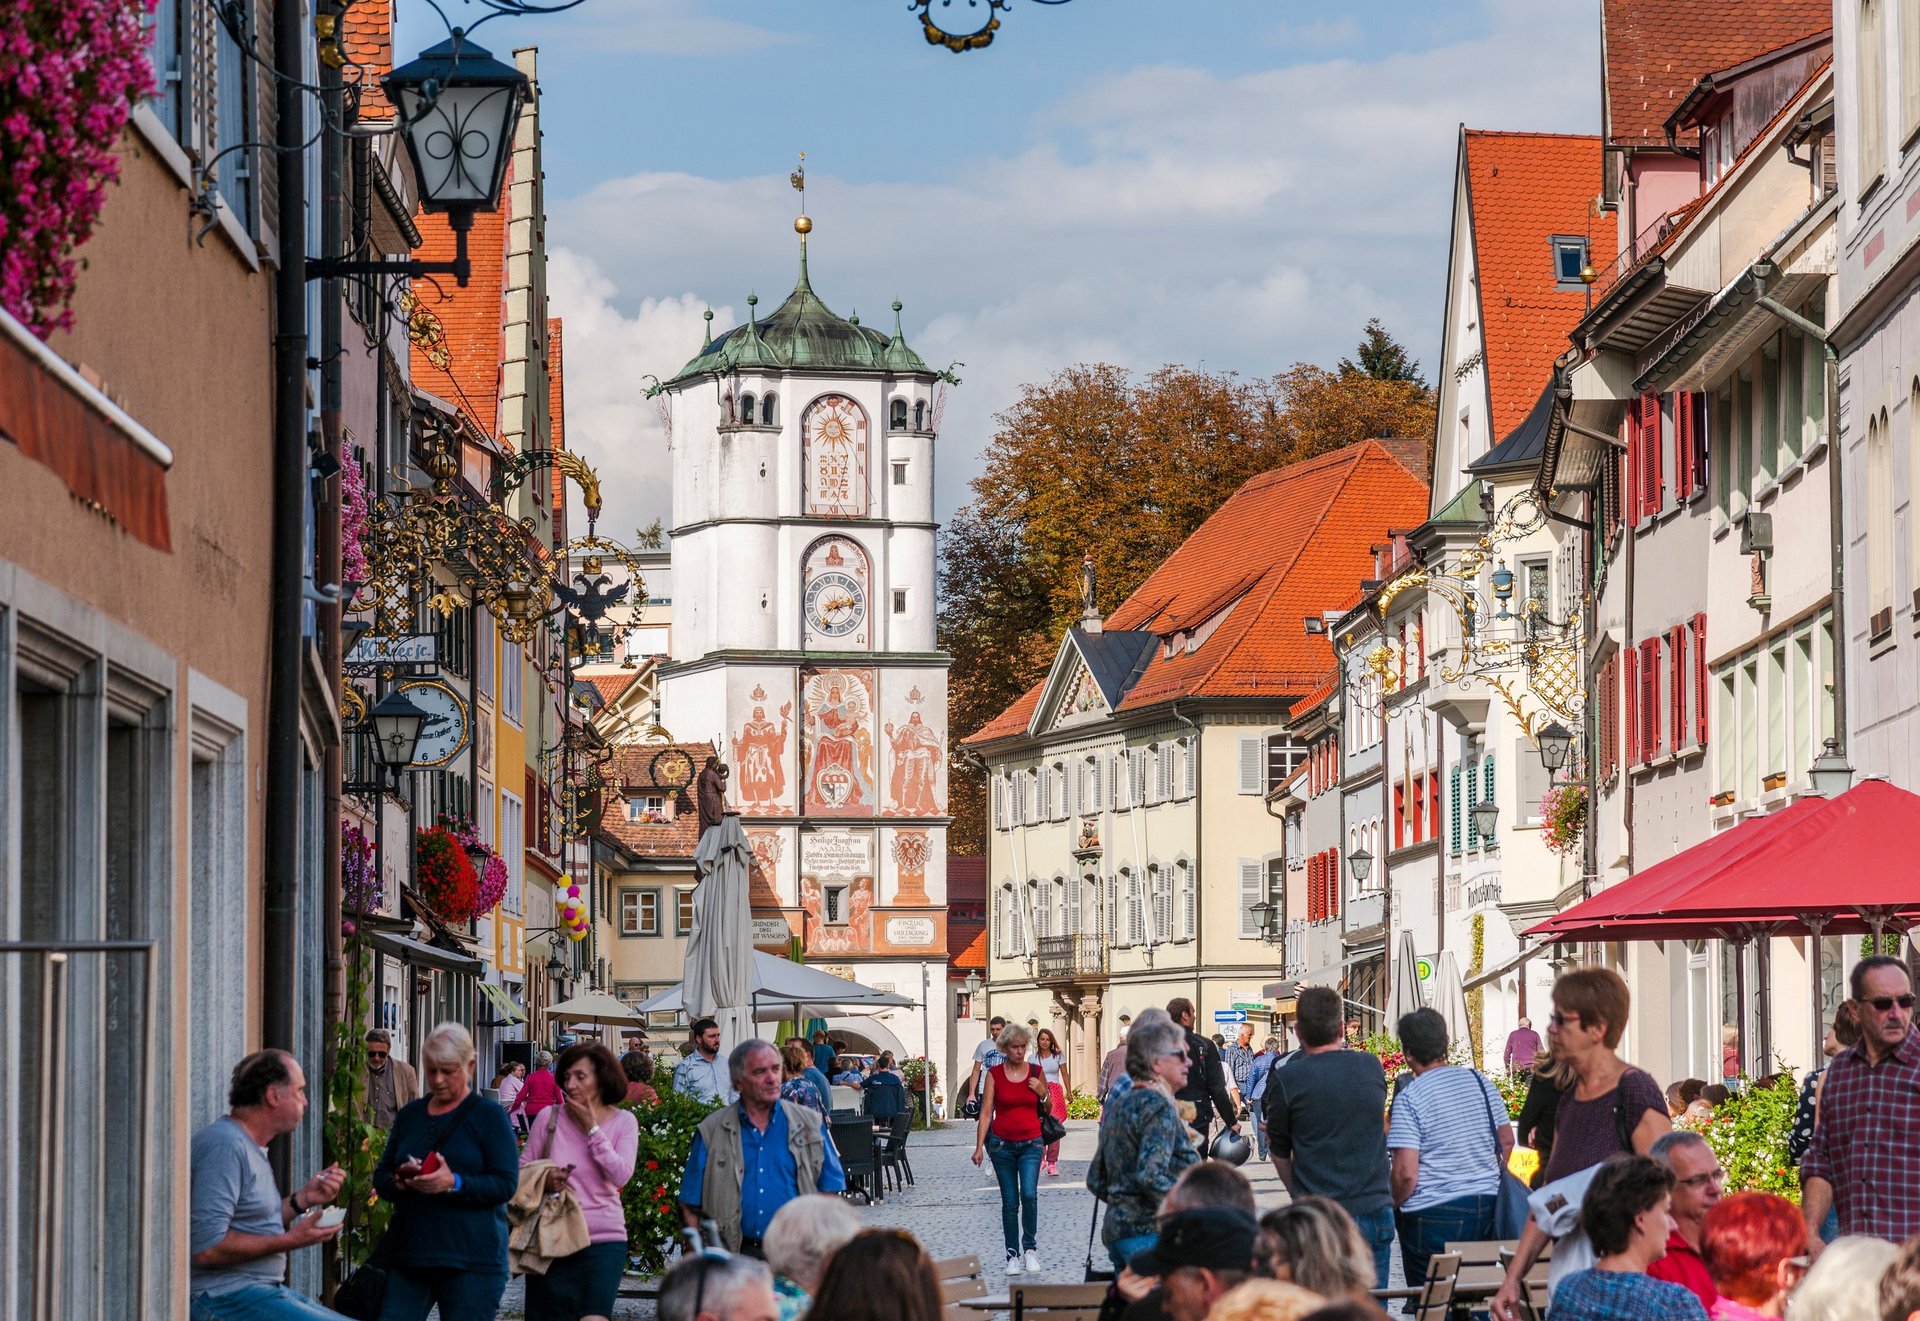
left=366, top=929, right=482, bottom=975
left=0, top=306, right=172, bottom=551
left=477, top=981, right=525, bottom=1025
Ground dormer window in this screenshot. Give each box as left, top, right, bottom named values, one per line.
left=761, top=392, right=778, bottom=426
left=889, top=398, right=909, bottom=432
left=1551, top=236, right=1589, bottom=289
left=739, top=393, right=757, bottom=424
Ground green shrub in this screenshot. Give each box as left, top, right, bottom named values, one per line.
left=1066, top=1090, right=1100, bottom=1119
left=1687, top=1073, right=1801, bottom=1202
left=622, top=1082, right=722, bottom=1273
left=1491, top=1070, right=1529, bottom=1121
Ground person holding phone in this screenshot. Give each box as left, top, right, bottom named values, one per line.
left=372, top=1022, right=519, bottom=1320
left=188, top=1049, right=346, bottom=1319
left=520, top=1042, right=639, bottom=1321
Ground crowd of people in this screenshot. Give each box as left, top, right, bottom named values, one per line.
left=183, top=953, right=1920, bottom=1321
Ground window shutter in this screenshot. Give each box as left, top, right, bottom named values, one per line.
left=1090, top=757, right=1102, bottom=811
left=1237, top=736, right=1262, bottom=794
left=1394, top=784, right=1406, bottom=850
left=1109, top=753, right=1122, bottom=811
left=1627, top=403, right=1643, bottom=526
left=1329, top=850, right=1341, bottom=916
left=1624, top=645, right=1640, bottom=769
left=1428, top=772, right=1441, bottom=845
left=1669, top=626, right=1687, bottom=750
left=1128, top=873, right=1144, bottom=945
left=1449, top=766, right=1462, bottom=854
left=1159, top=745, right=1175, bottom=802
left=1465, top=762, right=1479, bottom=846
left=1132, top=749, right=1148, bottom=806
left=1642, top=392, right=1664, bottom=516
left=1184, top=736, right=1198, bottom=798
left=1692, top=393, right=1711, bottom=494
left=1482, top=757, right=1495, bottom=828
left=1182, top=864, right=1196, bottom=938
left=1641, top=638, right=1662, bottom=760
left=1238, top=860, right=1262, bottom=937
left=992, top=776, right=1004, bottom=829
left=1105, top=874, right=1118, bottom=946
left=1692, top=613, right=1710, bottom=746
left=1674, top=392, right=1695, bottom=501
left=993, top=889, right=1003, bottom=956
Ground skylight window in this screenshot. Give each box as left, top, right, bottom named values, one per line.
left=1552, top=236, right=1591, bottom=289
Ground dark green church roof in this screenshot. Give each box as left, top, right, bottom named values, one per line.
left=669, top=247, right=930, bottom=384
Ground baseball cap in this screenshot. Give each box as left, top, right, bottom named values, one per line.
left=1127, top=1206, right=1259, bottom=1276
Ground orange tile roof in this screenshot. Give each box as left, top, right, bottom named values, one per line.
left=1464, top=131, right=1619, bottom=439
left=340, top=0, right=394, bottom=120
left=949, top=922, right=986, bottom=971
left=409, top=181, right=510, bottom=442
left=1288, top=674, right=1339, bottom=722
left=1602, top=0, right=1830, bottom=148
left=583, top=671, right=641, bottom=708
left=595, top=742, right=717, bottom=860
left=965, top=441, right=1428, bottom=744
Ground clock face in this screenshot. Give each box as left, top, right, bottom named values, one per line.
left=649, top=747, right=695, bottom=790
left=804, top=571, right=867, bottom=639
left=396, top=679, right=470, bottom=768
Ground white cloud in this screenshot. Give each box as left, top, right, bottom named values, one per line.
left=547, top=3, right=1597, bottom=540
left=532, top=0, right=805, bottom=56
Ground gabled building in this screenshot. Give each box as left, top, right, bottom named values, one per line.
left=964, top=441, right=1427, bottom=1088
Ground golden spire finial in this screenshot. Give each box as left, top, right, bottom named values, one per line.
left=791, top=151, right=811, bottom=238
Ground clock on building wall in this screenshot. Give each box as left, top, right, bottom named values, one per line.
left=803, top=571, right=867, bottom=639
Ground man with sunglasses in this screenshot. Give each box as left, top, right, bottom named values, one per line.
left=1799, top=955, right=1920, bottom=1255
left=364, top=1028, right=417, bottom=1131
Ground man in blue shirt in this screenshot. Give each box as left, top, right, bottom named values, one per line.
left=680, top=1039, right=846, bottom=1255
left=674, top=1017, right=732, bottom=1104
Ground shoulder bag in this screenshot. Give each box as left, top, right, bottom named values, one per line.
left=333, top=1093, right=482, bottom=1319
left=1477, top=1073, right=1531, bottom=1239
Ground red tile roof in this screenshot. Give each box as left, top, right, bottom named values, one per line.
left=583, top=670, right=642, bottom=709
left=595, top=742, right=716, bottom=860
left=1464, top=131, right=1620, bottom=439
left=964, top=441, right=1429, bottom=744
left=339, top=0, right=395, bottom=120
left=1602, top=0, right=1830, bottom=148
left=947, top=855, right=986, bottom=906
left=409, top=183, right=510, bottom=442
left=1288, top=674, right=1339, bottom=722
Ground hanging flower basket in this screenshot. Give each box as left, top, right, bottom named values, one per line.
left=1540, top=783, right=1588, bottom=857
left=414, top=824, right=479, bottom=922
left=341, top=820, right=381, bottom=916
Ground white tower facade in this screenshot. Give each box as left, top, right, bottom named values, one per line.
left=655, top=229, right=953, bottom=1070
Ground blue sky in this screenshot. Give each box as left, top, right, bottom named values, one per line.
left=399, top=0, right=1601, bottom=538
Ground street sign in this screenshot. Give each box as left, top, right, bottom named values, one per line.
left=346, top=633, right=437, bottom=666
left=1213, top=1009, right=1248, bottom=1024
left=1231, top=1001, right=1265, bottom=1012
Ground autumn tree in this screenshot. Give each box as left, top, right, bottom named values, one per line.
left=940, top=349, right=1436, bottom=852
left=1337, top=317, right=1425, bottom=387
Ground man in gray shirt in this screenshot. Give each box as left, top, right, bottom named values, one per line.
left=1262, top=987, right=1393, bottom=1290
left=189, top=1049, right=345, bottom=1317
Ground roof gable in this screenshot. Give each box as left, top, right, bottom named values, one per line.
left=1028, top=628, right=1157, bottom=736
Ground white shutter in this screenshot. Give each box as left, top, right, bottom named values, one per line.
left=993, top=888, right=1005, bottom=956
left=992, top=776, right=1003, bottom=829
left=1089, top=757, right=1102, bottom=812
left=1181, top=863, right=1196, bottom=938
left=1132, top=749, right=1148, bottom=805
left=1184, top=736, right=1198, bottom=798
left=1158, top=746, right=1175, bottom=802
left=1128, top=873, right=1144, bottom=945
left=1069, top=876, right=1082, bottom=933
left=1144, top=746, right=1160, bottom=806
left=1238, top=860, right=1262, bottom=937
left=1014, top=887, right=1029, bottom=954
left=1238, top=736, right=1262, bottom=795
left=1105, top=874, right=1118, bottom=946
left=1031, top=883, right=1047, bottom=939
left=1109, top=753, right=1122, bottom=811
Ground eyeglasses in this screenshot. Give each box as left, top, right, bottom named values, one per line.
left=366, top=1050, right=389, bottom=1060
left=1864, top=994, right=1917, bottom=1013
left=1678, top=1167, right=1727, bottom=1189
left=1548, top=1010, right=1582, bottom=1030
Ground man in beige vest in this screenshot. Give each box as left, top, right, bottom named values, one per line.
left=678, top=1040, right=846, bottom=1255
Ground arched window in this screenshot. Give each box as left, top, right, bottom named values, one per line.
left=738, top=393, right=756, bottom=424
left=889, top=398, right=909, bottom=431
left=914, top=400, right=927, bottom=430
left=761, top=392, right=778, bottom=426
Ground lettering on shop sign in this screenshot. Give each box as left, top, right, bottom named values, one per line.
left=752, top=917, right=791, bottom=943
left=885, top=917, right=936, bottom=947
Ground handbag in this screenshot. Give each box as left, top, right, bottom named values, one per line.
left=335, top=1094, right=482, bottom=1318
left=1478, top=1077, right=1531, bottom=1239
left=1039, top=1108, right=1068, bottom=1146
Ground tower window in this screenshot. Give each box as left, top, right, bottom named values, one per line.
left=892, top=460, right=908, bottom=486
left=1551, top=236, right=1589, bottom=288
left=824, top=885, right=847, bottom=925
left=893, top=588, right=908, bottom=614
left=889, top=398, right=909, bottom=431
left=739, top=393, right=756, bottom=424
left=761, top=392, right=778, bottom=426
left=914, top=400, right=926, bottom=430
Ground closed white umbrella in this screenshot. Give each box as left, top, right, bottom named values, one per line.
left=1433, top=951, right=1471, bottom=1059
left=685, top=815, right=756, bottom=1054
left=1389, top=929, right=1423, bottom=1031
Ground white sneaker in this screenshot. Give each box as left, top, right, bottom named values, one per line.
left=1024, top=1249, right=1041, bottom=1275
left=1005, top=1252, right=1023, bottom=1277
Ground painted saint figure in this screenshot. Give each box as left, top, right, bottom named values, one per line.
left=731, top=703, right=792, bottom=808
left=805, top=679, right=874, bottom=809
left=884, top=711, right=942, bottom=815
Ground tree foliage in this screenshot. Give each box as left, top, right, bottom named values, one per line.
left=1337, top=318, right=1425, bottom=387
left=940, top=344, right=1436, bottom=853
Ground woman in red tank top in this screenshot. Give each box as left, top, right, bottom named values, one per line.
left=970, top=1023, right=1049, bottom=1275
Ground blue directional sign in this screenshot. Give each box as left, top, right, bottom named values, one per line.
left=1213, top=1009, right=1248, bottom=1024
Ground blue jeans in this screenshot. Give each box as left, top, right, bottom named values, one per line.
left=1352, top=1205, right=1396, bottom=1292
left=1396, top=1193, right=1496, bottom=1300
left=377, top=1267, right=509, bottom=1321
left=986, top=1133, right=1044, bottom=1256
left=1110, top=1231, right=1157, bottom=1273
left=190, top=1284, right=339, bottom=1321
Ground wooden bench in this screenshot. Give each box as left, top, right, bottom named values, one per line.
left=936, top=1255, right=989, bottom=1319
left=1008, top=1282, right=1109, bottom=1319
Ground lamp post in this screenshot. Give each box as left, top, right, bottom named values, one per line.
left=309, top=33, right=530, bottom=288
left=1808, top=737, right=1854, bottom=798
left=1470, top=799, right=1500, bottom=841
left=1348, top=848, right=1373, bottom=888
left=964, top=969, right=983, bottom=1020
left=1537, top=721, right=1574, bottom=775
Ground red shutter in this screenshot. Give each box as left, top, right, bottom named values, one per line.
left=1627, top=405, right=1643, bottom=526
left=1308, top=854, right=1320, bottom=921
left=1692, top=613, right=1709, bottom=746
left=1393, top=784, right=1406, bottom=849
left=1669, top=626, right=1687, bottom=750
left=1642, top=392, right=1664, bottom=517
left=1641, top=638, right=1663, bottom=760
left=1329, top=851, right=1340, bottom=917
left=1624, top=645, right=1639, bottom=768
left=1427, top=773, right=1441, bottom=844
left=1673, top=393, right=1693, bottom=500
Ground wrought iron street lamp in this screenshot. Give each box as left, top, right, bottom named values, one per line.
left=1537, top=721, right=1574, bottom=774
left=1808, top=738, right=1855, bottom=798
left=1249, top=898, right=1280, bottom=943
left=1348, top=848, right=1373, bottom=886
left=1470, top=799, right=1500, bottom=839
left=368, top=689, right=428, bottom=770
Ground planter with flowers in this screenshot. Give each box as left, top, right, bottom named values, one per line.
left=414, top=824, right=479, bottom=922
left=1540, top=783, right=1587, bottom=858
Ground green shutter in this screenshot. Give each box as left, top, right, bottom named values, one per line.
left=1449, top=765, right=1462, bottom=855
left=1465, top=763, right=1479, bottom=847
left=1483, top=756, right=1495, bottom=840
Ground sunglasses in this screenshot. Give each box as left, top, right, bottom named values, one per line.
left=1549, top=1010, right=1582, bottom=1030
left=1863, top=994, right=1917, bottom=1013
left=367, top=1050, right=389, bottom=1059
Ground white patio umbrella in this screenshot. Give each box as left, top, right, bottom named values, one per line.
left=543, top=990, right=646, bottom=1026
left=684, top=815, right=756, bottom=1055
left=1389, top=929, right=1424, bottom=1031
left=1432, top=951, right=1472, bottom=1057
left=631, top=950, right=916, bottom=1021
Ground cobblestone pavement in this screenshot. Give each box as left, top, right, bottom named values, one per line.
left=496, top=1118, right=1396, bottom=1316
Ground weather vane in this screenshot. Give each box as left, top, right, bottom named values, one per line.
left=911, top=0, right=1073, bottom=52
left=791, top=151, right=812, bottom=243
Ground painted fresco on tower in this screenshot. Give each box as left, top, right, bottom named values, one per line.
left=880, top=670, right=946, bottom=816
left=801, top=667, right=878, bottom=815
left=802, top=394, right=869, bottom=518
left=801, top=536, right=871, bottom=651
left=800, top=827, right=875, bottom=954
left=746, top=827, right=786, bottom=906
left=727, top=669, right=797, bottom=815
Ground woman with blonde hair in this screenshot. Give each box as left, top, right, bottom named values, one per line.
left=972, top=1020, right=1050, bottom=1275
left=1209, top=1279, right=1326, bottom=1321
left=1256, top=1197, right=1377, bottom=1300
left=1033, top=1026, right=1069, bottom=1176
left=764, top=1194, right=859, bottom=1321
left=1785, top=1236, right=1899, bottom=1321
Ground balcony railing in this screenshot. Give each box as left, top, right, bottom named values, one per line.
left=1036, top=933, right=1108, bottom=981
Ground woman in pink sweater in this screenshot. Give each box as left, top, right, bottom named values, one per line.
left=520, top=1042, right=639, bottom=1321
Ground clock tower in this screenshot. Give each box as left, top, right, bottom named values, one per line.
left=652, top=200, right=953, bottom=1068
